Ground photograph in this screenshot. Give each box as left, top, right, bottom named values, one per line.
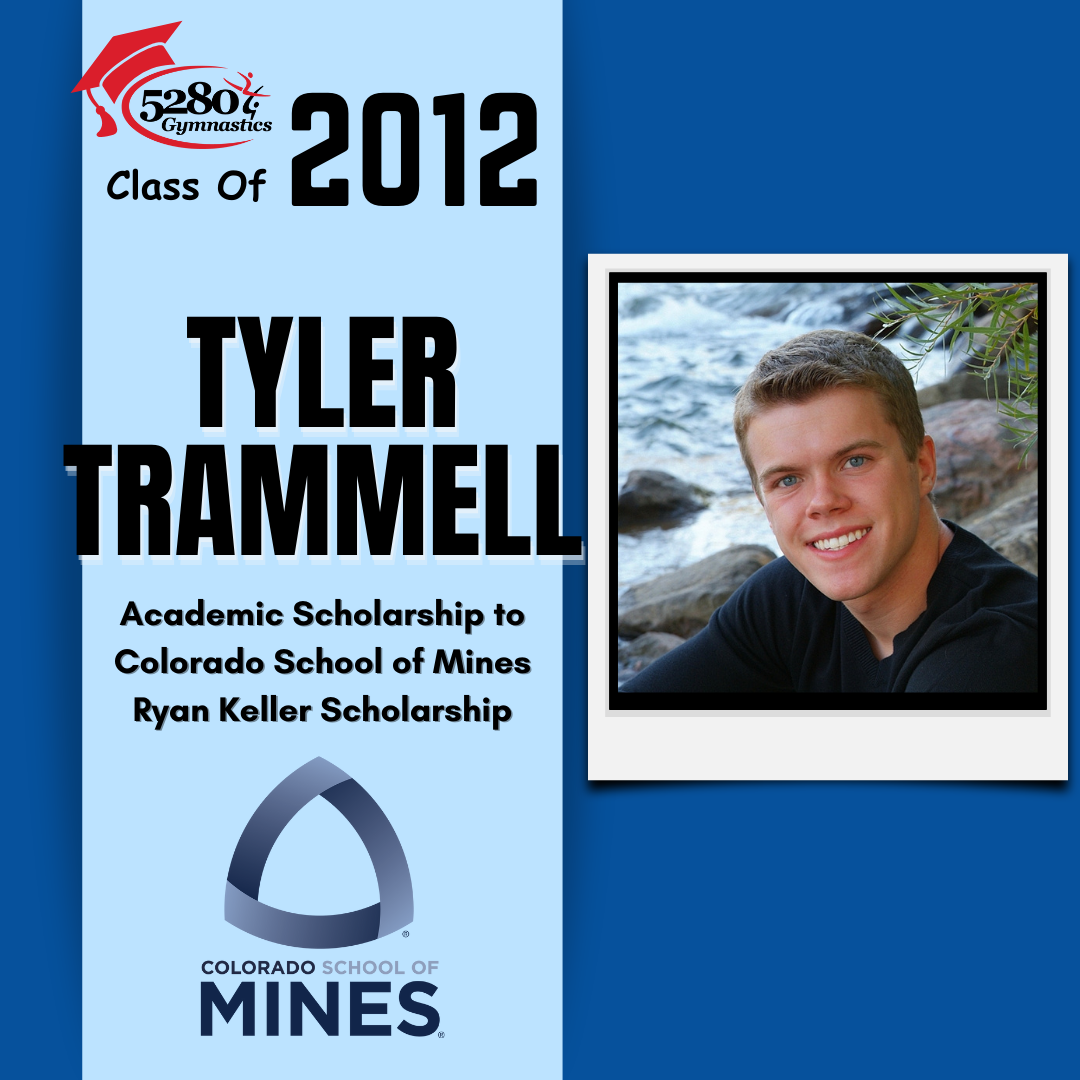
left=587, top=256, right=1064, bottom=780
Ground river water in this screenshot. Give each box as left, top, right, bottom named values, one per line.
left=616, top=280, right=955, bottom=593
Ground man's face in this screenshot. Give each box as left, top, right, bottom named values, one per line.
left=744, top=386, right=936, bottom=611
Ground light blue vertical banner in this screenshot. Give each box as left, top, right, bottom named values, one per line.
left=75, top=3, right=565, bottom=1075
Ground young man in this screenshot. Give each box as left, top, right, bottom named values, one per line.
left=620, top=330, right=1039, bottom=693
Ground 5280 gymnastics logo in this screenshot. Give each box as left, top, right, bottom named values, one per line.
left=73, top=21, right=271, bottom=149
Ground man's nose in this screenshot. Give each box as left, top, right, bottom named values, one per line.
left=805, top=472, right=850, bottom=516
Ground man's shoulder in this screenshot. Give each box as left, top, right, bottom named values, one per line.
left=618, top=553, right=814, bottom=693
left=901, top=523, right=1040, bottom=693
left=726, top=549, right=837, bottom=615
left=937, top=523, right=1038, bottom=615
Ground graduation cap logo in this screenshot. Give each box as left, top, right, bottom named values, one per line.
left=73, top=22, right=267, bottom=148
left=73, top=21, right=182, bottom=137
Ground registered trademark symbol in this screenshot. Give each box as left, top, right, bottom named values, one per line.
left=402, top=930, right=410, bottom=938
left=438, top=1031, right=445, bottom=1038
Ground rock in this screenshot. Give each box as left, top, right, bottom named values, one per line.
left=617, top=470, right=706, bottom=529
left=618, top=544, right=776, bottom=640
left=923, top=398, right=1037, bottom=520
left=916, top=364, right=1010, bottom=409
left=616, top=632, right=686, bottom=682
left=961, top=489, right=1039, bottom=575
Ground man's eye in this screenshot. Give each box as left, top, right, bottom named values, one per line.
left=845, top=455, right=866, bottom=469
left=778, top=475, right=798, bottom=487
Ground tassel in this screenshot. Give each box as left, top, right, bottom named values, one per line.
left=87, top=89, right=117, bottom=137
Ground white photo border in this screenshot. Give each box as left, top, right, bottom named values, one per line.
left=587, top=254, right=1066, bottom=781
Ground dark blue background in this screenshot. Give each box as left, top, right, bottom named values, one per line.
left=8, top=3, right=1073, bottom=1075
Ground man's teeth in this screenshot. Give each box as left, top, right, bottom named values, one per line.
left=813, top=528, right=868, bottom=551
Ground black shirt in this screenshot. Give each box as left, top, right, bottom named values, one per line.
left=619, top=523, right=1040, bottom=694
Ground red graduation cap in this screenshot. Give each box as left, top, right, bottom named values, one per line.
left=73, top=22, right=182, bottom=136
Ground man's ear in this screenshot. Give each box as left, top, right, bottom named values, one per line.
left=917, top=434, right=937, bottom=495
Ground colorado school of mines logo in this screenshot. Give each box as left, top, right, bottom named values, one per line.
left=73, top=21, right=271, bottom=149
left=225, top=757, right=414, bottom=949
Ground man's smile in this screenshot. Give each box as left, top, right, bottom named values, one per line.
left=808, top=526, right=871, bottom=553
